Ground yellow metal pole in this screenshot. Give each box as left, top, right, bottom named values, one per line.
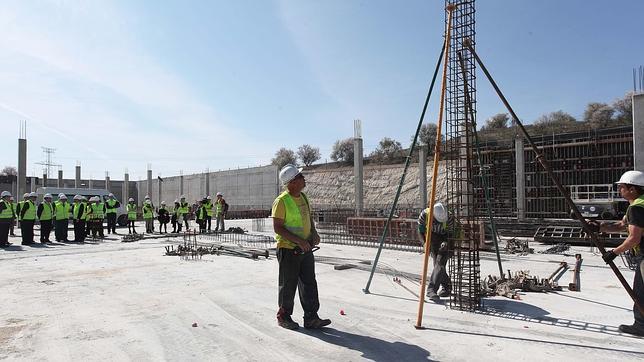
left=415, top=3, right=456, bottom=329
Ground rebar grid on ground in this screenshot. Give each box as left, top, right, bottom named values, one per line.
left=445, top=0, right=481, bottom=312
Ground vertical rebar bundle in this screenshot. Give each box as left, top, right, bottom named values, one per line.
left=445, top=0, right=481, bottom=312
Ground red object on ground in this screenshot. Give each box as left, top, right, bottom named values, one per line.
left=340, top=309, right=346, bottom=316
left=192, top=322, right=198, bottom=327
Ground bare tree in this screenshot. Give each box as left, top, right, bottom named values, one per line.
left=613, top=92, right=633, bottom=124
left=330, top=138, right=354, bottom=163
left=0, top=166, right=17, bottom=176
left=297, top=144, right=321, bottom=166
left=412, top=123, right=438, bottom=153
left=482, top=113, right=509, bottom=130
left=271, top=148, right=297, bottom=169
left=533, top=110, right=578, bottom=134
left=583, top=102, right=614, bottom=129
left=370, top=137, right=403, bottom=162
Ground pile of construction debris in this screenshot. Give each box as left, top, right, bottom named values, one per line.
left=504, top=238, right=533, bottom=255
left=164, top=242, right=270, bottom=260
left=481, top=261, right=570, bottom=299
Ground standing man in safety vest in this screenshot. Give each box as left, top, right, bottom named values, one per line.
left=127, top=198, right=138, bottom=234
left=178, top=195, right=190, bottom=230
left=215, top=192, right=228, bottom=232
left=37, top=193, right=55, bottom=244
left=15, top=192, right=29, bottom=226
left=19, top=192, right=37, bottom=245
left=590, top=170, right=644, bottom=337
left=72, top=195, right=86, bottom=242
left=54, top=194, right=70, bottom=242
left=90, top=196, right=106, bottom=238
left=105, top=193, right=121, bottom=234
left=272, top=164, right=330, bottom=330
left=9, top=196, right=16, bottom=236
left=204, top=195, right=213, bottom=232
left=143, top=199, right=155, bottom=234
left=0, top=191, right=14, bottom=247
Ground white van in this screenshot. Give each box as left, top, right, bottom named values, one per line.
left=36, top=187, right=129, bottom=226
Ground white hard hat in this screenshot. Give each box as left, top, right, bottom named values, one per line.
left=433, top=202, right=448, bottom=223
left=279, top=164, right=303, bottom=185
left=161, top=201, right=166, bottom=205
left=207, top=195, right=212, bottom=200
left=23, top=193, right=29, bottom=198
left=29, top=192, right=37, bottom=198
left=60, top=194, right=68, bottom=200
left=73, top=195, right=81, bottom=200
left=58, top=193, right=65, bottom=198
left=616, top=170, right=644, bottom=187
left=180, top=195, right=186, bottom=199
left=145, top=195, right=150, bottom=199
left=145, top=199, right=151, bottom=204
left=1, top=191, right=11, bottom=198
left=44, top=193, right=52, bottom=199
left=81, top=196, right=87, bottom=201
left=108, top=193, right=114, bottom=197
left=216, top=192, right=222, bottom=197
left=174, top=199, right=178, bottom=203
left=128, top=198, right=134, bottom=202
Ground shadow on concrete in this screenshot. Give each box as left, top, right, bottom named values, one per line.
left=479, top=298, right=637, bottom=338
left=301, top=327, right=434, bottom=361
left=423, top=325, right=644, bottom=356
left=552, top=291, right=632, bottom=311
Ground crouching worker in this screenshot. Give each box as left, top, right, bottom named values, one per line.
left=272, top=164, right=330, bottom=330
left=588, top=170, right=644, bottom=337
left=418, top=202, right=456, bottom=302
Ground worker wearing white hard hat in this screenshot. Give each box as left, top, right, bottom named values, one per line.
left=71, top=194, right=85, bottom=242
left=204, top=196, right=214, bottom=231
left=0, top=191, right=14, bottom=246
left=157, top=201, right=169, bottom=233
left=37, top=194, right=55, bottom=243
left=272, top=164, right=330, bottom=330
left=589, top=170, right=644, bottom=337
left=126, top=198, right=137, bottom=234
left=142, top=198, right=155, bottom=234
left=178, top=196, right=190, bottom=231
left=18, top=192, right=38, bottom=245
left=417, top=202, right=455, bottom=302
left=105, top=193, right=120, bottom=235
left=214, top=192, right=228, bottom=232
left=54, top=192, right=71, bottom=242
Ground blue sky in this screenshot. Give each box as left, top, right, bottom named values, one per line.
left=0, top=0, right=642, bottom=180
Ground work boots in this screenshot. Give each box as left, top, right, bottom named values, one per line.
left=303, top=316, right=331, bottom=329
left=277, top=315, right=299, bottom=330
left=619, top=324, right=644, bottom=337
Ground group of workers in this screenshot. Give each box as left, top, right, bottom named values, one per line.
left=0, top=191, right=229, bottom=246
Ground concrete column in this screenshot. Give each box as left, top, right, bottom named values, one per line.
left=88, top=177, right=93, bottom=189
left=17, top=138, right=26, bottom=199
left=158, top=176, right=163, bottom=206
left=353, top=137, right=364, bottom=216
left=419, top=146, right=428, bottom=209
left=633, top=93, right=644, bottom=170
left=180, top=172, right=184, bottom=196
left=58, top=170, right=63, bottom=188
left=105, top=172, right=110, bottom=190
left=30, top=177, right=36, bottom=192
left=124, top=172, right=129, bottom=202
left=43, top=173, right=48, bottom=187
left=75, top=165, right=81, bottom=188
left=205, top=170, right=210, bottom=196
left=147, top=167, right=152, bottom=199
left=515, top=136, right=526, bottom=220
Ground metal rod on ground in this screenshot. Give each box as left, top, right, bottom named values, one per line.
left=362, top=40, right=446, bottom=294
left=463, top=39, right=644, bottom=315
left=415, top=4, right=456, bottom=329
left=457, top=51, right=504, bottom=280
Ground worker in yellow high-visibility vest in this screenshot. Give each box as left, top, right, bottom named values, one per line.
left=37, top=193, right=55, bottom=244
left=20, top=192, right=37, bottom=245
left=54, top=194, right=70, bottom=242
left=271, top=164, right=330, bottom=331
left=0, top=191, right=14, bottom=247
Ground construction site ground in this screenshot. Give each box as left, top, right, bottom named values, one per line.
left=1, top=219, right=642, bottom=361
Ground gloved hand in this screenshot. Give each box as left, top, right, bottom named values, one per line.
left=586, top=220, right=601, bottom=233
left=602, top=249, right=618, bottom=264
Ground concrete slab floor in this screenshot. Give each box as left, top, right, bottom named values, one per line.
left=0, top=221, right=642, bottom=361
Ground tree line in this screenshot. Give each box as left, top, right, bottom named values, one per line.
left=270, top=92, right=634, bottom=168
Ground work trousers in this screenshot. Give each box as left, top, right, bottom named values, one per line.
left=276, top=248, right=320, bottom=320
left=74, top=220, right=86, bottom=242
left=634, top=257, right=644, bottom=328
left=159, top=221, right=168, bottom=233
left=55, top=219, right=69, bottom=242
left=197, top=219, right=206, bottom=233
left=40, top=220, right=53, bottom=243
left=215, top=214, right=225, bottom=232
left=183, top=215, right=190, bottom=230
left=20, top=220, right=35, bottom=245
left=145, top=218, right=153, bottom=233
left=0, top=220, right=10, bottom=244
left=128, top=220, right=137, bottom=234
left=206, top=215, right=212, bottom=231
left=428, top=251, right=451, bottom=295
left=106, top=213, right=117, bottom=233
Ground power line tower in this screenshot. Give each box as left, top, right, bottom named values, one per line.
left=36, top=147, right=62, bottom=179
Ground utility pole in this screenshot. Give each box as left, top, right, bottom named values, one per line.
left=35, top=147, right=61, bottom=179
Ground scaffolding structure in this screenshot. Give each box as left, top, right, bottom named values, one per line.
left=444, top=0, right=481, bottom=312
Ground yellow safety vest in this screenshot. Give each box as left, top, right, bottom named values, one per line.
left=627, top=195, right=644, bottom=256
left=22, top=200, right=36, bottom=221
left=55, top=201, right=70, bottom=220
left=274, top=191, right=310, bottom=249
left=127, top=203, right=137, bottom=220
left=0, top=200, right=13, bottom=219
left=39, top=202, right=54, bottom=221
left=106, top=199, right=118, bottom=214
